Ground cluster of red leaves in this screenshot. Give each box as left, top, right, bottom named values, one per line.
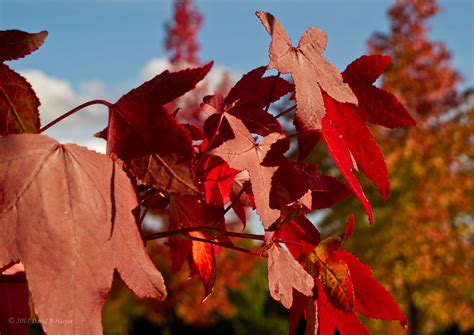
left=0, top=11, right=415, bottom=335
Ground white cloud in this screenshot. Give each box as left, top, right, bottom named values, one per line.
left=139, top=57, right=239, bottom=95
left=139, top=58, right=172, bottom=82
left=20, top=69, right=77, bottom=124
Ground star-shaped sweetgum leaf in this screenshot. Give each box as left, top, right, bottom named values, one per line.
left=342, top=55, right=416, bottom=128
left=322, top=113, right=373, bottom=223
left=101, top=62, right=213, bottom=195
left=209, top=114, right=287, bottom=229
left=324, top=94, right=390, bottom=201
left=0, top=134, right=166, bottom=335
left=256, top=11, right=357, bottom=131
left=203, top=66, right=292, bottom=136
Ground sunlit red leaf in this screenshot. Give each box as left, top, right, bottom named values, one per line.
left=342, top=55, right=415, bottom=128
left=322, top=116, right=373, bottom=223
left=190, top=231, right=216, bottom=301
left=0, top=134, right=166, bottom=335
left=267, top=245, right=314, bottom=309
left=339, top=250, right=408, bottom=326
left=308, top=238, right=355, bottom=312
left=256, top=11, right=357, bottom=130
left=210, top=114, right=286, bottom=229
left=325, top=95, right=390, bottom=200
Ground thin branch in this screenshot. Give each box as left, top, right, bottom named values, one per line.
left=40, top=99, right=114, bottom=132
left=275, top=105, right=296, bottom=119
left=186, top=235, right=265, bottom=257
left=222, top=183, right=250, bottom=217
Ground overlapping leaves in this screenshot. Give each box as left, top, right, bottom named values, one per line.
left=0, top=14, right=415, bottom=335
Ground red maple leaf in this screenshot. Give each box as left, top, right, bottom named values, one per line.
left=0, top=65, right=41, bottom=135
left=322, top=115, right=374, bottom=223
left=256, top=11, right=357, bottom=130
left=210, top=114, right=287, bottom=229
left=0, top=30, right=48, bottom=62
left=0, top=134, right=166, bottom=334
left=324, top=94, right=390, bottom=200
left=342, top=55, right=416, bottom=128
left=267, top=244, right=314, bottom=309
left=101, top=62, right=212, bottom=195
left=197, top=156, right=239, bottom=207
left=169, top=194, right=225, bottom=299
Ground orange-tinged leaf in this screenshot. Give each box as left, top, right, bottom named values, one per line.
left=256, top=11, right=357, bottom=130
left=0, top=30, right=48, bottom=62
left=0, top=64, right=40, bottom=135
left=190, top=231, right=216, bottom=302
left=308, top=238, right=355, bottom=312
left=0, top=134, right=166, bottom=335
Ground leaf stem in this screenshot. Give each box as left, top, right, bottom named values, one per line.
left=40, top=99, right=114, bottom=132
left=144, top=225, right=298, bottom=246
left=186, top=235, right=265, bottom=257
left=222, top=183, right=250, bottom=217
left=275, top=105, right=296, bottom=119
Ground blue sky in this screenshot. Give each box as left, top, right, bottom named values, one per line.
left=0, top=0, right=472, bottom=149
left=1, top=0, right=472, bottom=85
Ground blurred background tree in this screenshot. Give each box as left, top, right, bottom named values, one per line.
left=317, top=0, right=473, bottom=334
left=100, top=0, right=473, bottom=334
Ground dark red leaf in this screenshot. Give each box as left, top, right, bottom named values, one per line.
left=297, top=130, right=321, bottom=161
left=0, top=264, right=29, bottom=335
left=0, top=64, right=40, bottom=135
left=342, top=55, right=415, bottom=128
left=0, top=30, right=48, bottom=62
left=105, top=63, right=212, bottom=194
left=297, top=164, right=352, bottom=209
left=202, top=66, right=291, bottom=136
left=277, top=215, right=320, bottom=261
